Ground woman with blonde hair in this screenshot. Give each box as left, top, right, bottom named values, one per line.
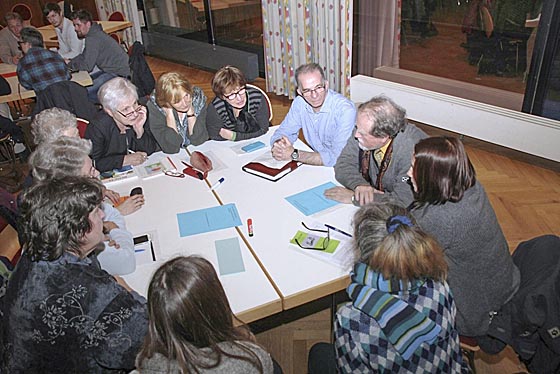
left=148, top=72, right=208, bottom=153
left=310, top=203, right=467, bottom=373
left=134, top=256, right=275, bottom=373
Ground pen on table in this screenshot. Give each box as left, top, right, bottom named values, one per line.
left=209, top=177, right=225, bottom=191
left=324, top=224, right=352, bottom=238
left=167, top=156, right=177, bottom=170
left=128, top=149, right=135, bottom=154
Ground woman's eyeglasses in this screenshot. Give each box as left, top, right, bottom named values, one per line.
left=224, top=86, right=246, bottom=100
left=117, top=103, right=144, bottom=118
left=295, top=222, right=331, bottom=251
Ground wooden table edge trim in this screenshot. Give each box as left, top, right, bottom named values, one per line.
left=235, top=299, right=283, bottom=325
left=282, top=275, right=350, bottom=310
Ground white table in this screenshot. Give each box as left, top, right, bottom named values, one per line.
left=190, top=128, right=358, bottom=309
left=105, top=151, right=282, bottom=323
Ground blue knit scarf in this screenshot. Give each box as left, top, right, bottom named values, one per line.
left=347, top=262, right=441, bottom=360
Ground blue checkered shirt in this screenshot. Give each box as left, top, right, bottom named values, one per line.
left=17, top=47, right=71, bottom=92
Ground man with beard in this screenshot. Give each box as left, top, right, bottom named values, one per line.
left=67, top=9, right=130, bottom=102
left=270, top=63, right=356, bottom=166
left=325, top=96, right=427, bottom=206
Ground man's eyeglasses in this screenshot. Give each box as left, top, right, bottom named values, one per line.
left=117, top=103, right=144, bottom=118
left=299, top=84, right=325, bottom=97
left=295, top=222, right=330, bottom=251
left=224, top=86, right=246, bottom=100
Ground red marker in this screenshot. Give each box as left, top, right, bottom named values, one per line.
left=247, top=218, right=254, bottom=237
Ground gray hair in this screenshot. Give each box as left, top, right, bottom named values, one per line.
left=4, top=12, right=23, bottom=23
left=295, top=63, right=325, bottom=87
left=98, top=77, right=139, bottom=112
left=358, top=95, right=407, bottom=138
left=31, top=108, right=78, bottom=145
left=29, top=136, right=92, bottom=181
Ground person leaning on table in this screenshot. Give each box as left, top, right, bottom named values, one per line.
left=147, top=71, right=209, bottom=153
left=28, top=136, right=139, bottom=276
left=270, top=63, right=356, bottom=166
left=85, top=77, right=159, bottom=172
left=0, top=176, right=148, bottom=373
left=325, top=95, right=427, bottom=207
left=206, top=65, right=270, bottom=142
left=308, top=203, right=468, bottom=373
left=407, top=136, right=520, bottom=338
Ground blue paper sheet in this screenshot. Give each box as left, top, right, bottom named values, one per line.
left=177, top=203, right=242, bottom=236
left=285, top=182, right=339, bottom=216
left=215, top=237, right=246, bottom=275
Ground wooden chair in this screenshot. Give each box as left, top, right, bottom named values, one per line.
left=108, top=11, right=125, bottom=21
left=246, top=84, right=273, bottom=122
left=459, top=335, right=480, bottom=374
left=76, top=118, right=89, bottom=138
left=0, top=134, right=21, bottom=191
left=11, top=4, right=33, bottom=27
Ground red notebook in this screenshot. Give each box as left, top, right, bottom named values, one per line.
left=242, top=160, right=300, bottom=182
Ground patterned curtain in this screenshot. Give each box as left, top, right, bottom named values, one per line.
left=262, top=0, right=353, bottom=99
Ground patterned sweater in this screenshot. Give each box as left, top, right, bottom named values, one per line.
left=335, top=263, right=468, bottom=373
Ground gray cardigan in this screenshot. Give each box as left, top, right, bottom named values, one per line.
left=334, top=124, right=427, bottom=206
left=133, top=341, right=274, bottom=374
left=411, top=181, right=520, bottom=337
left=147, top=87, right=209, bottom=153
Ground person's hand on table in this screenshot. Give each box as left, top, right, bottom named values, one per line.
left=271, top=136, right=294, bottom=161
left=324, top=186, right=354, bottom=204
left=116, top=194, right=145, bottom=216
left=103, top=188, right=121, bottom=205
left=123, top=152, right=147, bottom=167
left=219, top=128, right=234, bottom=140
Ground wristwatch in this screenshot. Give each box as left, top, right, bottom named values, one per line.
left=291, top=149, right=299, bottom=161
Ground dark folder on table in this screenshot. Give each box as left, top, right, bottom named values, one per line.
left=242, top=160, right=300, bottom=182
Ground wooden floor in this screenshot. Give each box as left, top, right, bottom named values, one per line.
left=152, top=57, right=560, bottom=373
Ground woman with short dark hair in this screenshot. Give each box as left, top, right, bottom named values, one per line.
left=408, top=136, right=520, bottom=337
left=1, top=176, right=147, bottom=373
left=134, top=255, right=274, bottom=373
left=328, top=203, right=467, bottom=373
left=206, top=65, right=270, bottom=141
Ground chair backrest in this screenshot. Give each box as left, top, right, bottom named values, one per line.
left=76, top=118, right=89, bottom=138
left=11, top=4, right=32, bottom=21
left=108, top=11, right=125, bottom=21
left=110, top=32, right=121, bottom=45
left=246, top=84, right=273, bottom=122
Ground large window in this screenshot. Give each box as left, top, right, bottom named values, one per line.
left=142, top=0, right=264, bottom=74
left=352, top=1, right=543, bottom=107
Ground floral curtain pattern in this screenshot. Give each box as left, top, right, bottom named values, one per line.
left=262, top=0, right=353, bottom=99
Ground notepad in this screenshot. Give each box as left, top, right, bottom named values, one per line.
left=285, top=182, right=339, bottom=216
left=215, top=237, right=246, bottom=275
left=177, top=203, right=242, bottom=236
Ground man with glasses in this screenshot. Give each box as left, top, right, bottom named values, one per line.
left=43, top=3, right=84, bottom=59
left=85, top=77, right=158, bottom=172
left=66, top=9, right=130, bottom=103
left=324, top=96, right=427, bottom=207
left=270, top=63, right=356, bottom=166
left=16, top=27, right=71, bottom=92
left=0, top=12, right=24, bottom=64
